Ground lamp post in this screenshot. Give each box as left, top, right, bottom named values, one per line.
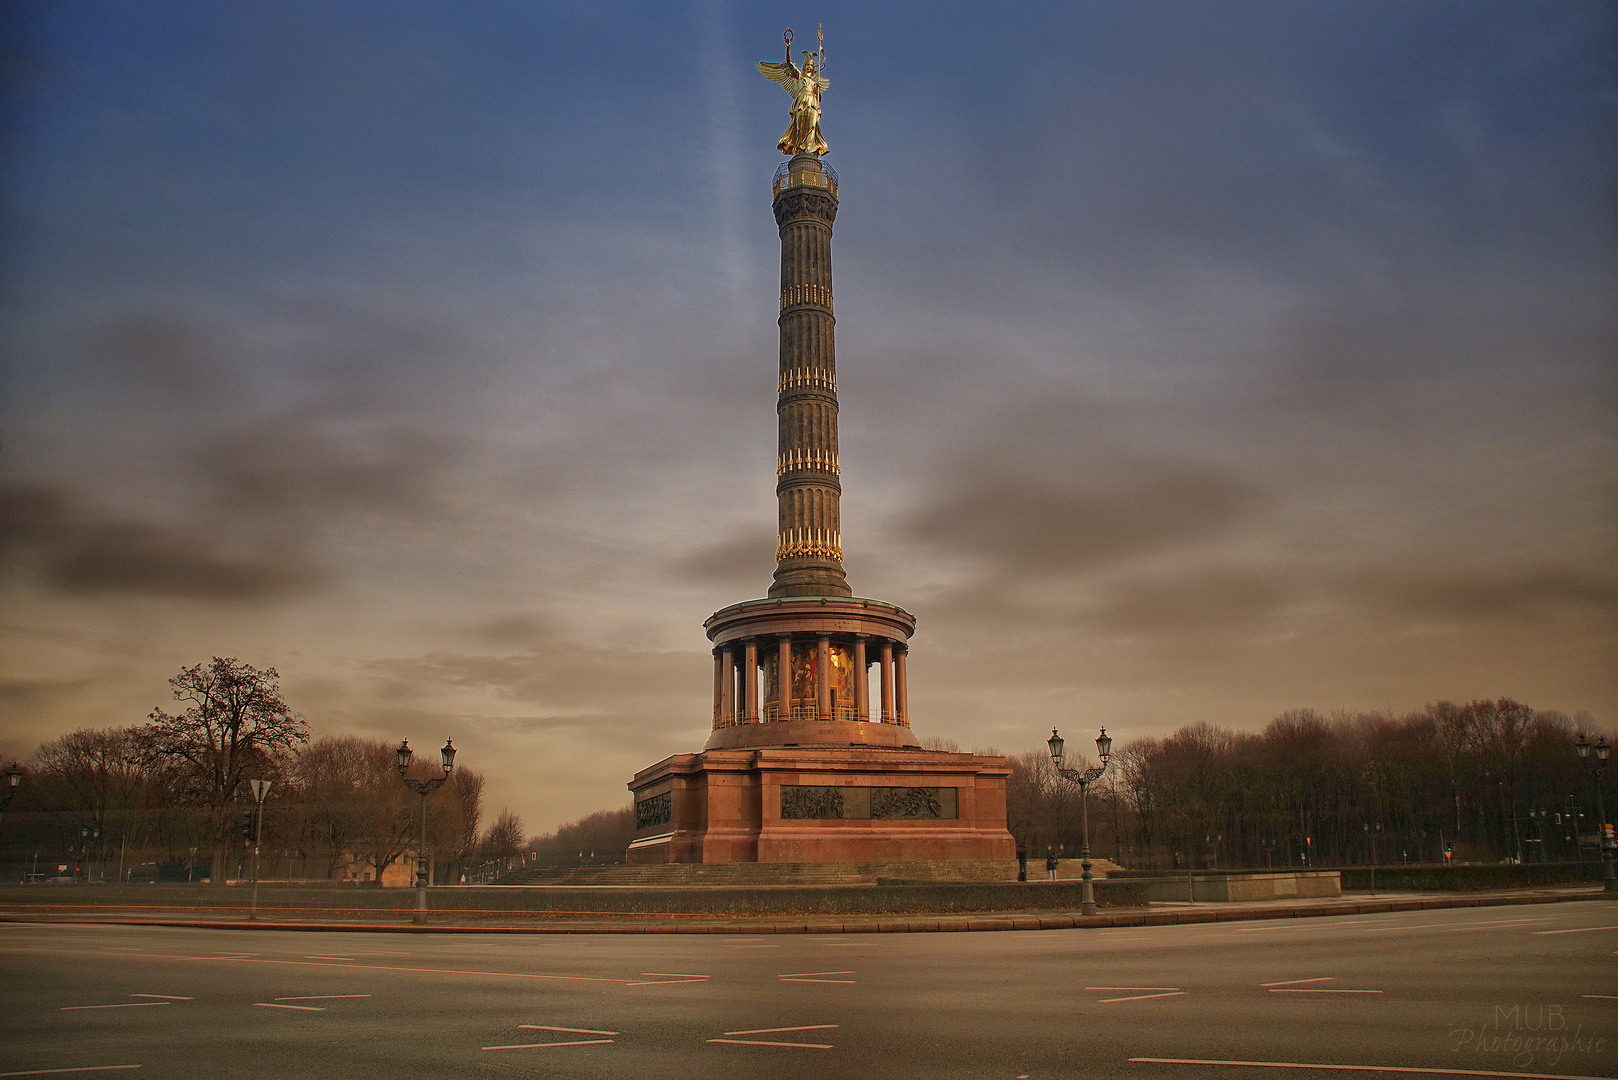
left=397, top=738, right=456, bottom=924
left=1574, top=735, right=1617, bottom=895
left=1048, top=727, right=1113, bottom=917
left=247, top=779, right=271, bottom=921
left=0, top=766, right=21, bottom=813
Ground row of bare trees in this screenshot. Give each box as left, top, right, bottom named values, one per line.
left=1006, top=700, right=1611, bottom=869
left=5, top=658, right=519, bottom=885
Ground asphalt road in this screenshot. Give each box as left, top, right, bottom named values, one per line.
left=3, top=900, right=1614, bottom=1079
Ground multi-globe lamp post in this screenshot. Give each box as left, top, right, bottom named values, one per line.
left=397, top=738, right=456, bottom=924
left=1573, top=734, right=1616, bottom=895
left=1048, top=727, right=1113, bottom=917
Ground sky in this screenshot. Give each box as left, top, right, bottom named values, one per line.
left=2, top=1, right=1614, bottom=837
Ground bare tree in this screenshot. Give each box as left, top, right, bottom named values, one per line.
left=482, top=808, right=525, bottom=861
left=139, top=657, right=308, bottom=882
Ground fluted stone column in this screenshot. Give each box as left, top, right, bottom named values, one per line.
left=720, top=645, right=735, bottom=727
left=743, top=640, right=759, bottom=723
left=853, top=636, right=869, bottom=721
left=712, top=649, right=724, bottom=729
left=777, top=635, right=793, bottom=722
left=770, top=155, right=851, bottom=599
left=879, top=641, right=894, bottom=722
left=816, top=633, right=833, bottom=721
left=895, top=646, right=909, bottom=727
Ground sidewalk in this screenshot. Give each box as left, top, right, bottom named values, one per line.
left=0, top=885, right=1604, bottom=935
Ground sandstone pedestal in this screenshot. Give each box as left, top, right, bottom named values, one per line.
left=628, top=745, right=1016, bottom=865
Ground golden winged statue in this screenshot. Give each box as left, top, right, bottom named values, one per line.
left=758, top=27, right=829, bottom=157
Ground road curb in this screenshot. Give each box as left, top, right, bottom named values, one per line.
left=0, top=888, right=1602, bottom=935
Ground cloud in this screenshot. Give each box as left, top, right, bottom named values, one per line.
left=670, top=527, right=774, bottom=585
left=900, top=456, right=1263, bottom=577
left=0, top=484, right=324, bottom=600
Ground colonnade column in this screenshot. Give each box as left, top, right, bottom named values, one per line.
left=777, top=635, right=793, bottom=721
left=879, top=642, right=894, bottom=722
left=853, top=636, right=869, bottom=721
left=816, top=634, right=833, bottom=722
left=894, top=646, right=909, bottom=727
left=720, top=645, right=736, bottom=727
left=712, top=649, right=724, bottom=729
left=743, top=640, right=759, bottom=723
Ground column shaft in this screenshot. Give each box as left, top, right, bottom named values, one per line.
left=817, top=634, right=832, bottom=722
left=712, top=649, right=724, bottom=730
left=853, top=636, right=869, bottom=721
left=777, top=635, right=793, bottom=722
left=895, top=647, right=909, bottom=727
left=720, top=646, right=735, bottom=727
left=879, top=642, right=894, bottom=723
left=743, top=640, right=759, bottom=723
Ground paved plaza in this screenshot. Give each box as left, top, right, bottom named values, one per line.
left=3, top=899, right=1614, bottom=1078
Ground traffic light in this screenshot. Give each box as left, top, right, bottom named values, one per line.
left=241, top=811, right=254, bottom=841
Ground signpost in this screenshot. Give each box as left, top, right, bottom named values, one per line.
left=248, top=779, right=270, bottom=920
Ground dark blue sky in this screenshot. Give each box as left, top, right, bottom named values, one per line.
left=3, top=2, right=1613, bottom=831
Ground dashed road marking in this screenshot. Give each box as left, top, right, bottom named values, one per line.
left=707, top=1038, right=834, bottom=1049
left=60, top=1002, right=169, bottom=1011
left=0, top=1067, right=143, bottom=1076
left=253, top=1003, right=322, bottom=1011
left=724, top=1025, right=838, bottom=1036
left=1088, top=987, right=1180, bottom=991
left=1262, top=978, right=1333, bottom=988
left=1130, top=1056, right=1612, bottom=1079
left=481, top=1040, right=613, bottom=1050
left=1268, top=989, right=1382, bottom=995
left=518, top=1026, right=619, bottom=1035
left=273, top=995, right=370, bottom=1002
left=129, top=994, right=191, bottom=1000
left=1533, top=925, right=1618, bottom=935
left=1099, top=991, right=1186, bottom=1003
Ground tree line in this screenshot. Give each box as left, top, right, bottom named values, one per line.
left=4, top=657, right=524, bottom=885
left=1005, top=699, right=1613, bottom=869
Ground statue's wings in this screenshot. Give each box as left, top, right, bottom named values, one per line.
left=757, top=59, right=803, bottom=94
left=813, top=72, right=829, bottom=93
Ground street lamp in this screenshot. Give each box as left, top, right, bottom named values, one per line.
left=397, top=738, right=456, bottom=924
left=1574, top=734, right=1617, bottom=895
left=1048, top=727, right=1113, bottom=917
left=0, top=766, right=21, bottom=812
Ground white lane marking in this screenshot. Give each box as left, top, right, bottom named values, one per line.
left=1269, top=989, right=1383, bottom=995
left=273, top=995, right=371, bottom=1002
left=627, top=978, right=710, bottom=986
left=724, top=1025, right=838, bottom=1036
left=779, top=971, right=853, bottom=978
left=1263, top=978, right=1334, bottom=987
left=252, top=1003, right=323, bottom=1011
left=1437, top=919, right=1549, bottom=933
left=302, top=955, right=354, bottom=961
left=1087, top=986, right=1180, bottom=991
left=1583, top=994, right=1618, bottom=999
left=640, top=973, right=711, bottom=978
left=706, top=1038, right=833, bottom=1049
left=518, top=1026, right=620, bottom=1035
left=1129, top=1056, right=1614, bottom=1079
left=481, top=1040, right=613, bottom=1050
left=723, top=944, right=780, bottom=949
left=129, top=994, right=192, bottom=1000
left=1100, top=991, right=1187, bottom=1003
left=0, top=1068, right=142, bottom=1076
left=1237, top=926, right=1314, bottom=933
left=823, top=942, right=866, bottom=946
left=776, top=977, right=854, bottom=990
left=1366, top=918, right=1548, bottom=934
left=60, top=1002, right=169, bottom=1011
left=1534, top=925, right=1618, bottom=935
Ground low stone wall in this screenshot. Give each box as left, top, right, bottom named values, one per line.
left=1337, top=862, right=1603, bottom=892
left=1126, top=871, right=1341, bottom=902
left=0, top=879, right=1148, bottom=917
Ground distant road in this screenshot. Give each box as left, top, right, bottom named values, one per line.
left=3, top=900, right=1614, bottom=1079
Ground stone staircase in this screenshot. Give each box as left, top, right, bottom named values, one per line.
left=490, top=860, right=1026, bottom=887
